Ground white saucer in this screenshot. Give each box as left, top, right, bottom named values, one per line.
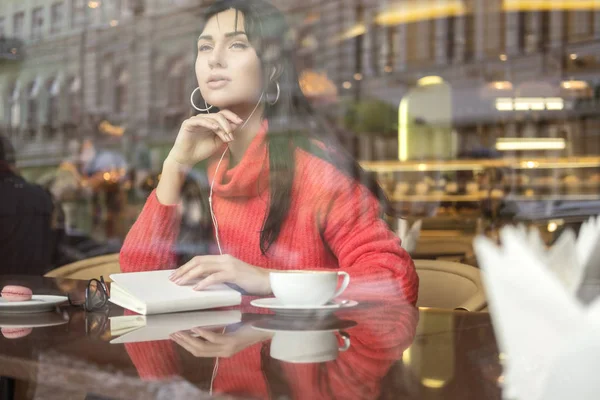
left=252, top=318, right=357, bottom=333
left=0, top=295, right=68, bottom=314
left=250, top=298, right=358, bottom=316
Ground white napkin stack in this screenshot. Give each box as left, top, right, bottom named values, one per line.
left=473, top=215, right=600, bottom=400
left=397, top=219, right=422, bottom=254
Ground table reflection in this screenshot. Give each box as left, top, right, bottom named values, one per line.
left=121, top=299, right=418, bottom=399
left=0, top=277, right=501, bottom=400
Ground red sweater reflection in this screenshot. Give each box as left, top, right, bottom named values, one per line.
left=124, top=299, right=418, bottom=400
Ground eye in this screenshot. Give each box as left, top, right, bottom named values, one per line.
left=230, top=42, right=248, bottom=50
left=198, top=44, right=213, bottom=52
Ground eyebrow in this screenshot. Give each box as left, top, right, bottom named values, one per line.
left=197, top=31, right=248, bottom=42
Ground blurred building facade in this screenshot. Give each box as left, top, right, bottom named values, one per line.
left=1, top=0, right=600, bottom=175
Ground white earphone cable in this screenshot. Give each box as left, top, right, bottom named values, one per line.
left=208, top=91, right=264, bottom=256
left=206, top=92, right=264, bottom=394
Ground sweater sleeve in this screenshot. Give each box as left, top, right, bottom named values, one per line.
left=316, top=172, right=419, bottom=305
left=119, top=189, right=182, bottom=272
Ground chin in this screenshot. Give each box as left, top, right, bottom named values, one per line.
left=204, top=90, right=260, bottom=110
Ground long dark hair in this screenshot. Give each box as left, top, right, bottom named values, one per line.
left=193, top=0, right=394, bottom=256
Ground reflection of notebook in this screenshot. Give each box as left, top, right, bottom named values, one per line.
left=109, top=270, right=241, bottom=315
left=110, top=310, right=242, bottom=344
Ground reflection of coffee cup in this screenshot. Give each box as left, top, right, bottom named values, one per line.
left=270, top=271, right=350, bottom=306
left=270, top=331, right=351, bottom=364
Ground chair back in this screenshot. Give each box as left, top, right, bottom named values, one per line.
left=414, top=259, right=486, bottom=311
left=44, top=253, right=121, bottom=282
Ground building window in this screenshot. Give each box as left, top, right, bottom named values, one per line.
left=9, top=82, right=21, bottom=131
left=71, top=0, right=85, bottom=28
left=0, top=17, right=5, bottom=38
left=368, top=25, right=379, bottom=76
left=51, top=2, right=65, bottom=34
left=446, top=16, right=456, bottom=63
left=13, top=12, right=25, bottom=38
left=67, top=76, right=81, bottom=123
left=464, top=13, right=475, bottom=61
left=98, top=57, right=112, bottom=107
left=32, top=7, right=44, bottom=40
left=115, top=66, right=129, bottom=114
left=566, top=10, right=594, bottom=42
left=167, top=58, right=186, bottom=107
left=27, top=79, right=41, bottom=138
left=384, top=26, right=397, bottom=71
left=354, top=4, right=364, bottom=76
left=47, top=77, right=61, bottom=128
left=109, top=0, right=123, bottom=21
left=164, top=58, right=187, bottom=130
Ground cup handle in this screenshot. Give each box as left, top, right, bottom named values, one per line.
left=338, top=331, right=351, bottom=352
left=332, top=271, right=350, bottom=299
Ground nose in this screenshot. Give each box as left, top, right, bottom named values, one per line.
left=208, top=45, right=226, bottom=69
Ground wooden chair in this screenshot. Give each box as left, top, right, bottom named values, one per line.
left=44, top=253, right=121, bottom=282
left=414, top=259, right=486, bottom=311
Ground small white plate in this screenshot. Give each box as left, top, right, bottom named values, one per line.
left=250, top=298, right=358, bottom=316
left=0, top=295, right=68, bottom=314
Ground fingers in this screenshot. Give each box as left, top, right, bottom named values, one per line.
left=170, top=263, right=223, bottom=285
left=191, top=327, right=228, bottom=344
left=170, top=255, right=230, bottom=282
left=193, top=271, right=231, bottom=291
left=218, top=110, right=244, bottom=126
left=170, top=331, right=224, bottom=358
left=185, top=116, right=230, bottom=144
left=209, top=113, right=236, bottom=141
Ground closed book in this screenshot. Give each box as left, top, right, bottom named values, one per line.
left=108, top=269, right=241, bottom=315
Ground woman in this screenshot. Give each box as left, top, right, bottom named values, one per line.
left=119, top=0, right=418, bottom=304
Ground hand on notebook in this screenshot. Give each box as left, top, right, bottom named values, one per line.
left=169, top=254, right=272, bottom=295
left=170, top=324, right=273, bottom=358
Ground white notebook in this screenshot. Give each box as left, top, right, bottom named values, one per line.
left=108, top=270, right=242, bottom=315
left=109, top=309, right=242, bottom=344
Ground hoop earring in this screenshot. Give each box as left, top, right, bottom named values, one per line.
left=267, top=81, right=280, bottom=106
left=190, top=87, right=213, bottom=112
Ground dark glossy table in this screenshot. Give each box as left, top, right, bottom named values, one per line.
left=0, top=276, right=503, bottom=400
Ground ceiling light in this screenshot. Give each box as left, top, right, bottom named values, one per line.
left=495, top=138, right=566, bottom=151
left=561, top=80, right=588, bottom=90
left=417, top=76, right=444, bottom=86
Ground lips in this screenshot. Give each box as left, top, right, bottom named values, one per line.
left=207, top=78, right=230, bottom=89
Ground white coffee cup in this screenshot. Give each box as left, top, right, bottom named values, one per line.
left=270, top=331, right=351, bottom=363
left=270, top=271, right=350, bottom=306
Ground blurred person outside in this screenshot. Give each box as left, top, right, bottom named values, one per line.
left=81, top=138, right=129, bottom=242
left=38, top=139, right=93, bottom=234
left=119, top=0, right=418, bottom=304
left=0, top=136, right=56, bottom=275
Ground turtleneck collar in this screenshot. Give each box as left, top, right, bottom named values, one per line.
left=207, top=119, right=270, bottom=198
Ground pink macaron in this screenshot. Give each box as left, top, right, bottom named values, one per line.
left=1, top=285, right=33, bottom=302
left=1, top=327, right=33, bottom=339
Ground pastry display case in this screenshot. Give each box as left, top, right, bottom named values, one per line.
left=361, top=157, right=600, bottom=261
left=361, top=156, right=600, bottom=217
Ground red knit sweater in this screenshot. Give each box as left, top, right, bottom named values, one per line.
left=119, top=120, right=418, bottom=304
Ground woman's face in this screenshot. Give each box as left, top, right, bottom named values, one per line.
left=196, top=9, right=264, bottom=109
